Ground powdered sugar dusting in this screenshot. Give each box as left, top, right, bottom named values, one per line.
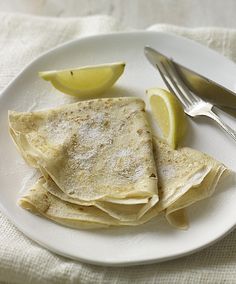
left=116, top=148, right=133, bottom=158
left=93, top=112, right=105, bottom=123
left=74, top=148, right=97, bottom=160
left=78, top=116, right=113, bottom=146
left=72, top=147, right=97, bottom=170
left=67, top=112, right=113, bottom=171
left=44, top=119, right=74, bottom=144
left=78, top=123, right=102, bottom=141
left=160, top=165, right=176, bottom=179
left=109, top=148, right=146, bottom=182
left=133, top=165, right=146, bottom=180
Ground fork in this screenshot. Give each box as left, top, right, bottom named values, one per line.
left=156, top=59, right=236, bottom=142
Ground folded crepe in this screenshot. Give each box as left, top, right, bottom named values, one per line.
left=9, top=97, right=159, bottom=225
left=9, top=97, right=158, bottom=202
left=152, top=138, right=228, bottom=229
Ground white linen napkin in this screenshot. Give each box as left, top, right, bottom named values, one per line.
left=1, top=12, right=236, bottom=284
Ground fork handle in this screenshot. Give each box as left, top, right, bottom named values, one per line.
left=206, top=110, right=236, bottom=142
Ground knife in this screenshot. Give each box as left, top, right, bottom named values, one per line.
left=144, top=46, right=236, bottom=110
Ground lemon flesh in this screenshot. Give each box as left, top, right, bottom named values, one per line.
left=147, top=88, right=187, bottom=149
left=39, top=62, right=125, bottom=98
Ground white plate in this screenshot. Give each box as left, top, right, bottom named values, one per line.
left=0, top=32, right=236, bottom=266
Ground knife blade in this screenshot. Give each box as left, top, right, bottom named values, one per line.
left=144, top=46, right=236, bottom=110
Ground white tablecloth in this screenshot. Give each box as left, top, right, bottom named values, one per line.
left=1, top=12, right=236, bottom=284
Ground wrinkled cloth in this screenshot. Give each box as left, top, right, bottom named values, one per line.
left=1, top=12, right=236, bottom=284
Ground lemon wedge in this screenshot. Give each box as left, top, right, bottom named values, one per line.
left=39, top=62, right=125, bottom=98
left=147, top=88, right=187, bottom=149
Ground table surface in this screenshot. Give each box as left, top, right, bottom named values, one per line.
left=1, top=0, right=236, bottom=29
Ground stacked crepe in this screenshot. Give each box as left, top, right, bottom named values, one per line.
left=8, top=97, right=228, bottom=229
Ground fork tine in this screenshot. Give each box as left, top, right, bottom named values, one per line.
left=155, top=64, right=173, bottom=92
left=156, top=62, right=190, bottom=108
left=168, top=60, right=200, bottom=103
left=155, top=63, right=186, bottom=106
left=162, top=61, right=194, bottom=106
